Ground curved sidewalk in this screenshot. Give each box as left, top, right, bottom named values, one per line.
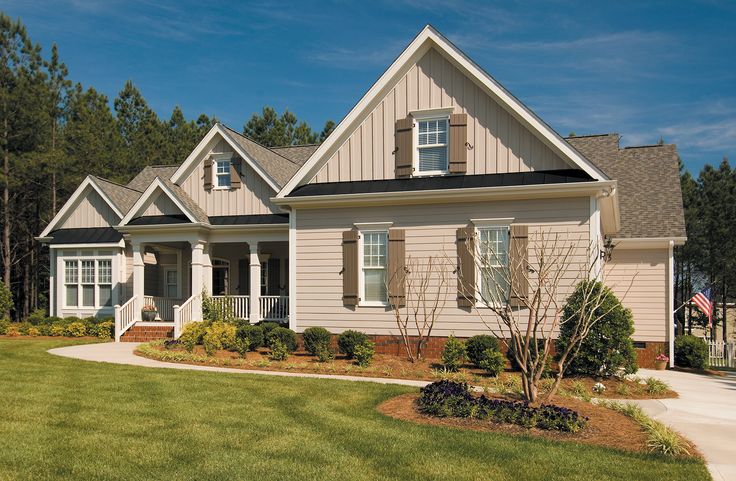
left=48, top=342, right=430, bottom=388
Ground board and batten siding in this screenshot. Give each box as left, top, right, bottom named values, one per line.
left=295, top=197, right=591, bottom=337
left=605, top=248, right=668, bottom=342
left=310, top=47, right=570, bottom=184
left=60, top=188, right=120, bottom=229
left=143, top=191, right=182, bottom=216
left=179, top=138, right=281, bottom=216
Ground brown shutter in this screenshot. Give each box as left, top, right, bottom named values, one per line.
left=394, top=117, right=414, bottom=178
left=387, top=229, right=406, bottom=308
left=342, top=229, right=359, bottom=306
left=509, top=225, right=529, bottom=307
left=230, top=157, right=242, bottom=189
left=203, top=156, right=213, bottom=191
left=456, top=226, right=475, bottom=307
left=449, top=113, right=467, bottom=174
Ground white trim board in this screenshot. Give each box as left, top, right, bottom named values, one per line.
left=276, top=24, right=609, bottom=198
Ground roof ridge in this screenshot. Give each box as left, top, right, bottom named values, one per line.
left=623, top=144, right=671, bottom=150
left=220, top=123, right=303, bottom=168
left=90, top=175, right=143, bottom=193
left=272, top=143, right=320, bottom=149
left=564, top=133, right=619, bottom=139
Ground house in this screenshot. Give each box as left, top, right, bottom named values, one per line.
left=37, top=26, right=685, bottom=366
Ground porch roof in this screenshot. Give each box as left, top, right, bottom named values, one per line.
left=127, top=213, right=289, bottom=227
left=49, top=227, right=123, bottom=244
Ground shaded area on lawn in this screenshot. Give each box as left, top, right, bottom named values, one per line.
left=0, top=339, right=709, bottom=481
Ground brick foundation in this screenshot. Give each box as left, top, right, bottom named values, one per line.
left=299, top=333, right=666, bottom=369
left=121, top=325, right=174, bottom=342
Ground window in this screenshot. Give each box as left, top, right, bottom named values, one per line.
left=416, top=118, right=449, bottom=174
left=62, top=253, right=115, bottom=309
left=361, top=231, right=388, bottom=304
left=215, top=158, right=231, bottom=188
left=165, top=269, right=178, bottom=299
left=478, top=227, right=510, bottom=304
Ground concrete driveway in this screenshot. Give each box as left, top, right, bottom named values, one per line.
left=634, top=368, right=736, bottom=481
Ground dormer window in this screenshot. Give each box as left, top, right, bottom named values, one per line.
left=416, top=118, right=449, bottom=174
left=215, top=158, right=232, bottom=189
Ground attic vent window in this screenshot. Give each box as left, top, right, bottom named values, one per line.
left=416, top=118, right=449, bottom=174
left=215, top=158, right=231, bottom=188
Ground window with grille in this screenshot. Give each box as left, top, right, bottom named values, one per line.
left=478, top=227, right=510, bottom=304
left=215, top=159, right=231, bottom=188
left=417, top=118, right=449, bottom=174
left=361, top=231, right=388, bottom=303
left=63, top=255, right=114, bottom=309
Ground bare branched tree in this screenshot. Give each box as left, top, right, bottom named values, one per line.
left=460, top=227, right=632, bottom=402
left=387, top=254, right=453, bottom=362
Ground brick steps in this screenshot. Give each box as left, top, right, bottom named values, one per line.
left=121, top=324, right=174, bottom=343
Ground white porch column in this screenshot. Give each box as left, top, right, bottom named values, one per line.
left=191, top=241, right=205, bottom=319
left=132, top=241, right=145, bottom=321
left=249, top=242, right=260, bottom=322
left=203, top=243, right=213, bottom=295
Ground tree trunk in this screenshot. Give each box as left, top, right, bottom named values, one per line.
left=722, top=274, right=727, bottom=342
left=51, top=122, right=57, bottom=216
left=2, top=116, right=10, bottom=293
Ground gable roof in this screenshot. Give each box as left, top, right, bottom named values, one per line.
left=276, top=25, right=609, bottom=198
left=119, top=176, right=209, bottom=226
left=91, top=176, right=141, bottom=214
left=127, top=165, right=179, bottom=192
left=271, top=145, right=319, bottom=164
left=566, top=134, right=686, bottom=240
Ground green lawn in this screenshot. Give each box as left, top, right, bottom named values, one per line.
left=0, top=339, right=709, bottom=481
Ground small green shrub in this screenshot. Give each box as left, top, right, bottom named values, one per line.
left=645, top=377, right=670, bottom=395
left=233, top=337, right=250, bottom=358
left=27, top=309, right=47, bottom=325
left=466, top=335, right=500, bottom=367
left=95, top=321, right=114, bottom=339
left=674, top=335, right=708, bottom=369
left=303, top=327, right=332, bottom=356
left=478, top=348, right=506, bottom=376
left=269, top=338, right=290, bottom=361
left=338, top=330, right=369, bottom=359
left=0, top=282, right=12, bottom=318
left=236, top=325, right=264, bottom=350
left=354, top=340, right=375, bottom=367
left=5, top=324, right=19, bottom=336
left=315, top=345, right=335, bottom=362
left=50, top=323, right=67, bottom=337
left=258, top=321, right=281, bottom=338
left=441, top=335, right=466, bottom=371
left=267, top=327, right=297, bottom=352
left=0, top=318, right=9, bottom=335
left=203, top=321, right=237, bottom=355
left=37, top=324, right=52, bottom=336
left=180, top=322, right=207, bottom=352
left=66, top=322, right=87, bottom=337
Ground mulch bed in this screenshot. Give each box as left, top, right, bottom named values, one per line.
left=378, top=393, right=651, bottom=454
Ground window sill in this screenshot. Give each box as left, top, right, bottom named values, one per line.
left=359, top=301, right=389, bottom=308
left=212, top=186, right=231, bottom=191
left=412, top=170, right=450, bottom=177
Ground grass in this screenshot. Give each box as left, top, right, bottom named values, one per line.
left=0, top=339, right=709, bottom=481
left=645, top=377, right=671, bottom=395
left=598, top=400, right=690, bottom=457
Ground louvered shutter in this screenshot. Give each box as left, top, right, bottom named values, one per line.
left=342, top=229, right=359, bottom=306
left=230, top=157, right=242, bottom=189
left=203, top=156, right=213, bottom=191
left=387, top=229, right=406, bottom=308
left=449, top=113, right=468, bottom=174
left=456, top=226, right=475, bottom=307
left=509, top=225, right=529, bottom=307
left=394, top=117, right=414, bottom=178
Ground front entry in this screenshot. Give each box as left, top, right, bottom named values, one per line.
left=212, top=259, right=230, bottom=295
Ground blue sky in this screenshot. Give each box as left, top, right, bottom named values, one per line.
left=1, top=0, right=734, bottom=173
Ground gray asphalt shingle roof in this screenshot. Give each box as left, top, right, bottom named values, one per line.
left=126, top=165, right=179, bottom=192
left=90, top=176, right=141, bottom=214
left=271, top=145, right=318, bottom=165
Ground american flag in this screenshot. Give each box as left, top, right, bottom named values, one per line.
left=692, top=288, right=714, bottom=327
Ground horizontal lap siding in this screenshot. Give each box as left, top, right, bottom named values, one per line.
left=60, top=189, right=120, bottom=229
left=605, top=248, right=668, bottom=342
left=311, top=47, right=569, bottom=183
left=295, top=198, right=590, bottom=337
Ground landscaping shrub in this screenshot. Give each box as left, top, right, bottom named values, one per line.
left=269, top=338, right=290, bottom=361
left=0, top=282, right=12, bottom=319
left=236, top=325, right=264, bottom=350
left=441, top=335, right=466, bottom=371
left=203, top=321, right=237, bottom=355
left=267, top=327, right=298, bottom=352
left=66, top=322, right=87, bottom=337
left=50, top=323, right=67, bottom=337
left=0, top=318, right=9, bottom=335
left=233, top=337, right=250, bottom=358
left=258, top=321, right=281, bottom=338
left=645, top=377, right=670, bottom=395
left=315, top=346, right=335, bottom=362
left=674, top=335, right=708, bottom=369
left=5, top=324, right=19, bottom=336
left=557, top=280, right=637, bottom=377
left=17, top=322, right=32, bottom=335
left=303, top=327, right=332, bottom=356
left=337, top=330, right=369, bottom=359
left=478, top=349, right=506, bottom=376
left=180, top=322, right=208, bottom=352
left=465, top=335, right=500, bottom=368
left=95, top=321, right=115, bottom=339
left=353, top=340, right=375, bottom=367
left=27, top=327, right=40, bottom=337
left=417, top=380, right=587, bottom=433
left=27, top=309, right=47, bottom=325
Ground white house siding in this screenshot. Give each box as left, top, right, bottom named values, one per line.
left=311, top=47, right=571, bottom=184
left=294, top=197, right=591, bottom=337
left=605, top=248, right=669, bottom=342
left=59, top=188, right=120, bottom=229
left=179, top=138, right=282, bottom=216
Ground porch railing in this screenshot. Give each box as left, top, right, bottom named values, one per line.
left=260, top=295, right=288, bottom=321
left=211, top=295, right=250, bottom=320
left=143, top=296, right=181, bottom=322
left=173, top=294, right=199, bottom=339
left=708, top=340, right=736, bottom=368
left=114, top=296, right=137, bottom=342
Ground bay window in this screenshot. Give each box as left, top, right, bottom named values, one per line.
left=63, top=254, right=114, bottom=309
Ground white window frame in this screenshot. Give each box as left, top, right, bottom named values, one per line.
left=62, top=255, right=114, bottom=310
left=164, top=267, right=179, bottom=299
left=212, top=155, right=232, bottom=190
left=412, top=108, right=453, bottom=177
left=355, top=222, right=392, bottom=307
left=472, top=218, right=514, bottom=308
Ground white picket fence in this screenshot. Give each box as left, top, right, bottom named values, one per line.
left=708, top=340, right=736, bottom=368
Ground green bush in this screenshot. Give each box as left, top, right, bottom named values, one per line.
left=27, top=327, right=40, bottom=337
left=315, top=346, right=335, bottom=362
left=0, top=282, right=12, bottom=318
left=66, top=322, right=87, bottom=337
left=50, top=323, right=67, bottom=337
left=203, top=321, right=237, bottom=356
left=303, top=327, right=332, bottom=356
left=479, top=349, right=506, bottom=376
left=17, top=322, right=32, bottom=335
left=267, top=327, right=298, bottom=352
left=337, top=330, right=369, bottom=359
left=0, top=318, right=9, bottom=335
left=354, top=340, right=375, bottom=367
left=465, top=335, right=500, bottom=368
left=674, top=335, right=708, bottom=369
left=258, top=321, right=281, bottom=338
left=95, top=321, right=115, bottom=339
left=269, top=338, right=290, bottom=361
left=27, top=309, right=47, bottom=325
left=441, top=335, right=466, bottom=371
left=180, top=322, right=207, bottom=352
left=557, top=280, right=637, bottom=377
left=233, top=337, right=250, bottom=358
left=236, top=325, right=264, bottom=350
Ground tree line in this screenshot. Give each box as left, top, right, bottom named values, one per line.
left=0, top=14, right=333, bottom=319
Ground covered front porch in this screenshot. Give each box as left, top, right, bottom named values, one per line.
left=114, top=230, right=289, bottom=341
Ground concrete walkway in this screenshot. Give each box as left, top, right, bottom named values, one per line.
left=47, top=342, right=431, bottom=388
left=632, top=369, right=736, bottom=481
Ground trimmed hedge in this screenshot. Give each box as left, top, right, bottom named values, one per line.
left=466, top=335, right=501, bottom=368
left=338, top=330, right=368, bottom=359
left=0, top=316, right=114, bottom=339
left=236, top=325, right=264, bottom=350
left=267, top=327, right=298, bottom=352
left=303, top=327, right=332, bottom=356
left=674, top=335, right=708, bottom=369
